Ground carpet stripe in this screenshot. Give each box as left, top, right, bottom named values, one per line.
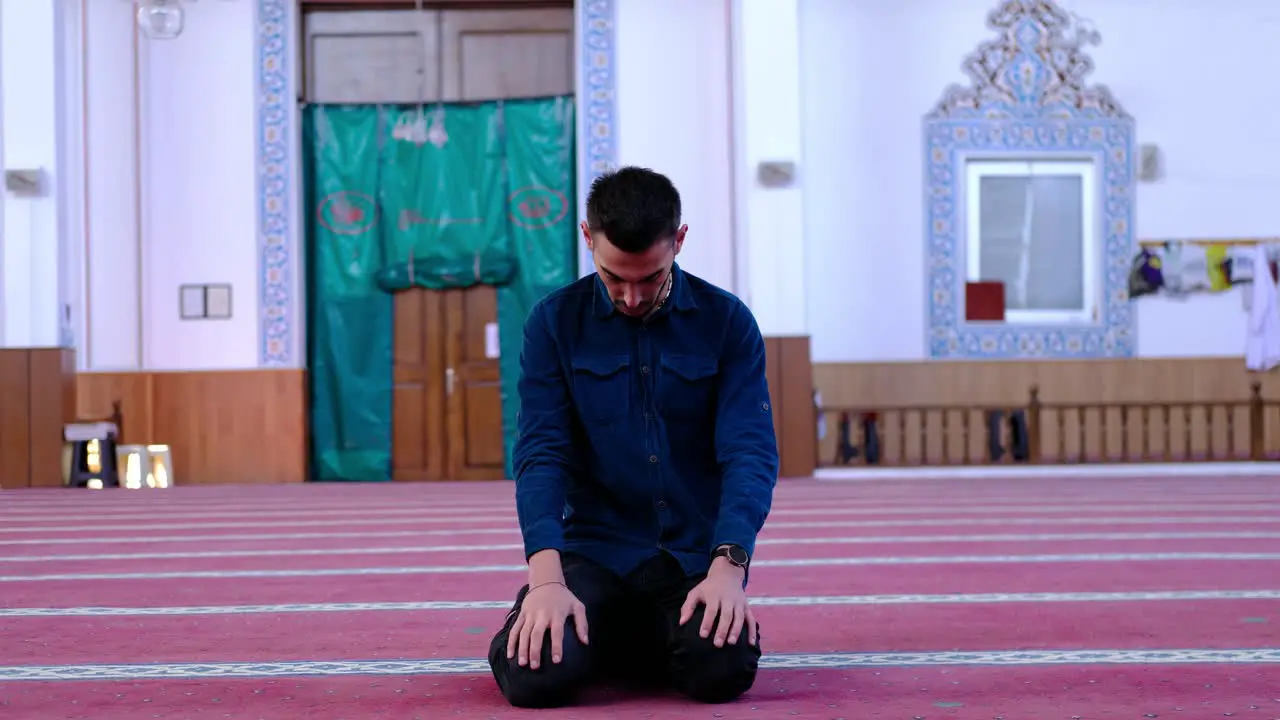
left=5, top=515, right=1278, bottom=546
left=7, top=531, right=1280, bottom=563
left=4, top=589, right=1278, bottom=617
left=1, top=649, right=1276, bottom=681
left=3, top=552, right=1279, bottom=582
left=6, top=494, right=1279, bottom=517
left=3, top=503, right=1277, bottom=528
left=0, top=515, right=519, bottom=534
left=9, top=512, right=1279, bottom=537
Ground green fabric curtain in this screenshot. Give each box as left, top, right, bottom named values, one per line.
left=497, top=98, right=579, bottom=478
left=303, top=106, right=395, bottom=482
left=375, top=105, right=516, bottom=292
left=302, top=98, right=577, bottom=481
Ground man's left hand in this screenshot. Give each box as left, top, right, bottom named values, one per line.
left=678, top=558, right=758, bottom=648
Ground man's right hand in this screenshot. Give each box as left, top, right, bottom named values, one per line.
left=506, top=581, right=589, bottom=670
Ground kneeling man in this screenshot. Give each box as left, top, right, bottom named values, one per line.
left=487, top=166, right=779, bottom=708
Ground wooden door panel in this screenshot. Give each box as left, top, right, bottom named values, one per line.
left=461, top=365, right=505, bottom=469
left=302, top=2, right=572, bottom=7
left=458, top=283, right=497, bottom=360
left=393, top=285, right=425, bottom=374
left=445, top=285, right=506, bottom=480
left=440, top=8, right=574, bottom=101
left=391, top=288, right=447, bottom=481
left=302, top=10, right=441, bottom=104
left=391, top=384, right=428, bottom=479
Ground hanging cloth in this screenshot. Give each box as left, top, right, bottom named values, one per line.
left=1245, top=243, right=1280, bottom=372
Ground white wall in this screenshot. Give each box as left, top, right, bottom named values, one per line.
left=68, top=0, right=734, bottom=372
left=609, top=0, right=736, bottom=293
left=0, top=0, right=70, bottom=349
left=800, top=0, right=1280, bottom=362
left=84, top=0, right=258, bottom=370
left=731, top=0, right=806, bottom=336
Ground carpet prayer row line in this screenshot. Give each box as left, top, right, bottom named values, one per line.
left=7, top=502, right=1280, bottom=523
left=1, top=477, right=1277, bottom=718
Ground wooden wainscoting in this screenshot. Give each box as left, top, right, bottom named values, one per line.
left=813, top=357, right=1280, bottom=466
left=764, top=336, right=817, bottom=478
left=76, top=370, right=308, bottom=485
left=0, top=348, right=77, bottom=488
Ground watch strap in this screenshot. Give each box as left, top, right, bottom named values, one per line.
left=712, top=544, right=749, bottom=567
left=712, top=544, right=751, bottom=588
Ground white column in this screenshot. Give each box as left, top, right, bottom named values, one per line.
left=83, top=0, right=141, bottom=369
left=612, top=0, right=735, bottom=291
left=0, top=0, right=75, bottom=349
left=730, top=0, right=807, bottom=336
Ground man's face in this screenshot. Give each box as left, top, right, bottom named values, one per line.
left=583, top=222, right=686, bottom=317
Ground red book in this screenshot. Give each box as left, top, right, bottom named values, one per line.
left=965, top=281, right=1005, bottom=321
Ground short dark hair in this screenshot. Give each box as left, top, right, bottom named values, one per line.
left=584, top=166, right=682, bottom=253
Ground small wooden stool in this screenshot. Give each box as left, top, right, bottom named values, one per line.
left=62, top=402, right=123, bottom=489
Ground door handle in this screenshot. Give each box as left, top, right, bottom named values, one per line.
left=446, top=367, right=455, bottom=396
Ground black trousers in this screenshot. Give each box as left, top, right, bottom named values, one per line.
left=487, top=550, right=763, bottom=708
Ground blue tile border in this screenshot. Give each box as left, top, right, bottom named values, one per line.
left=576, top=0, right=617, bottom=275
left=922, top=0, right=1136, bottom=359
left=254, top=0, right=294, bottom=367
left=254, top=0, right=618, bottom=365
left=579, top=0, right=617, bottom=182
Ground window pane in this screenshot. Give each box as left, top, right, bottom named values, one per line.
left=977, top=174, right=1084, bottom=311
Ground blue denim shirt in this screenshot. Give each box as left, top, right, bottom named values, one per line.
left=511, top=263, right=779, bottom=581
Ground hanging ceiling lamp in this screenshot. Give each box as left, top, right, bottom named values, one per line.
left=135, top=0, right=191, bottom=40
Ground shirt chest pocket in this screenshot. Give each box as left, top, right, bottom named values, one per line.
left=570, top=354, right=631, bottom=423
left=657, top=354, right=719, bottom=422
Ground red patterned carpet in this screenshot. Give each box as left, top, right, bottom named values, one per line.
left=1, top=475, right=1278, bottom=718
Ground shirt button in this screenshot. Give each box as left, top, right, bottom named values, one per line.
left=641, top=366, right=650, bottom=374
left=649, top=455, right=658, bottom=463
left=655, top=499, right=667, bottom=509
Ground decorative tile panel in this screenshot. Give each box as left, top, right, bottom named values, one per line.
left=580, top=0, right=618, bottom=183
left=256, top=0, right=295, bottom=366
left=923, top=0, right=1136, bottom=359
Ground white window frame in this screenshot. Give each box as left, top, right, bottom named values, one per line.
left=964, top=158, right=1099, bottom=325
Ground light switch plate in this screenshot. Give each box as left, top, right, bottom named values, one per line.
left=180, top=285, right=207, bottom=319
left=757, top=160, right=797, bottom=188
left=179, top=284, right=234, bottom=320
left=5, top=169, right=45, bottom=197
left=205, top=285, right=233, bottom=319
left=1138, top=143, right=1162, bottom=182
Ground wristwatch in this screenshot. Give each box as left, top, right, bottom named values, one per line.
left=712, top=544, right=750, bottom=569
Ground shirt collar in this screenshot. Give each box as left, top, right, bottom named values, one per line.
left=593, top=262, right=697, bottom=319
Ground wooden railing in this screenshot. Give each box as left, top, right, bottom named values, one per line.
left=817, top=382, right=1276, bottom=467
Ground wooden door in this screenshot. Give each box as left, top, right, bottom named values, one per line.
left=306, top=5, right=573, bottom=481
left=423, top=7, right=573, bottom=480
left=391, top=286, right=507, bottom=482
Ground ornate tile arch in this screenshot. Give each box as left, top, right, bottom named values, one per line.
left=923, top=0, right=1136, bottom=359
left=253, top=0, right=618, bottom=366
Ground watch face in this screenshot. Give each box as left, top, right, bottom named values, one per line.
left=728, top=546, right=749, bottom=565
